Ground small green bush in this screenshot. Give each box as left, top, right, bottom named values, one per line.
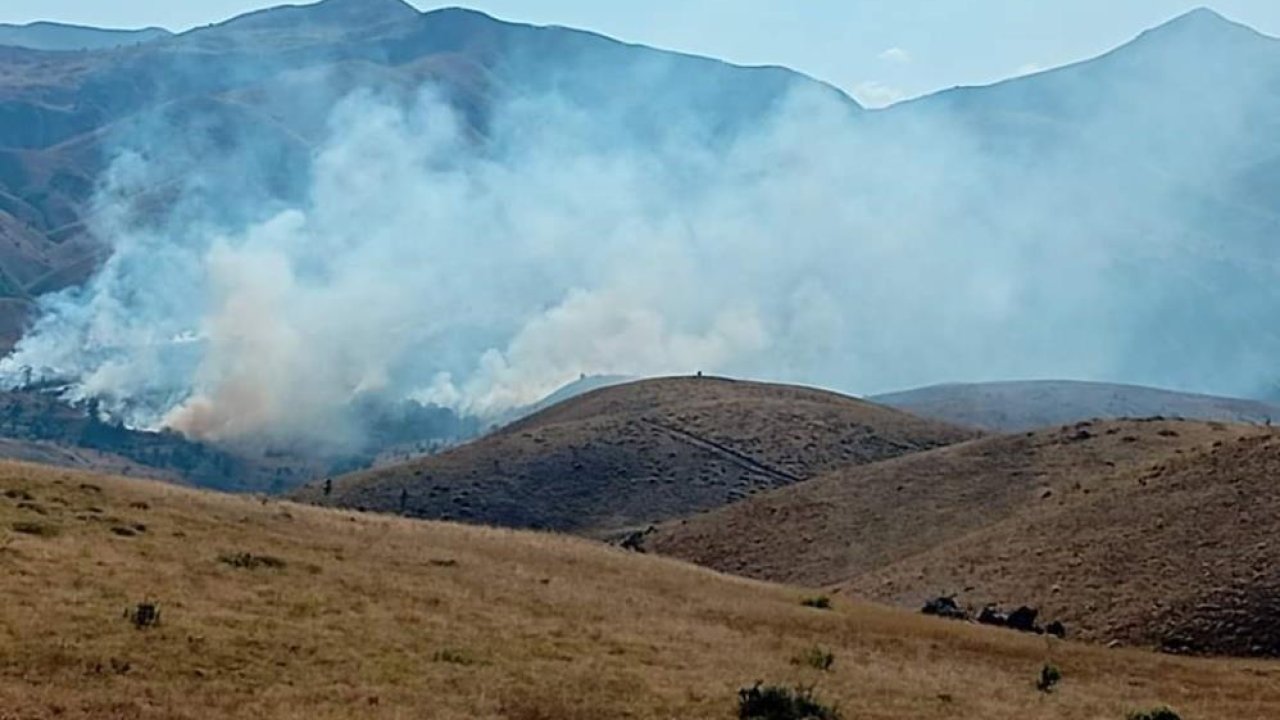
left=738, top=682, right=840, bottom=720
left=1036, top=664, right=1062, bottom=693
left=791, top=646, right=835, bottom=671
left=800, top=596, right=832, bottom=610
left=1127, top=708, right=1181, bottom=720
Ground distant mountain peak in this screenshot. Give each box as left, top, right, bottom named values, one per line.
left=306, top=0, right=419, bottom=18
left=1136, top=6, right=1269, bottom=44
left=209, top=0, right=420, bottom=33
left=1171, top=6, right=1231, bottom=24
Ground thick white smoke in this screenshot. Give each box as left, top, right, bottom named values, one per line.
left=3, top=33, right=1277, bottom=450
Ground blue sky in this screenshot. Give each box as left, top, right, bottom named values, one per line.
left=3, top=1, right=1279, bottom=106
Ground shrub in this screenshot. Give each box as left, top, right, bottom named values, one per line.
left=126, top=602, right=160, bottom=629
left=1127, top=708, right=1181, bottom=720
left=737, top=683, right=840, bottom=720
left=791, top=646, right=835, bottom=671
left=433, top=648, right=485, bottom=666
left=11, top=521, right=59, bottom=537
left=219, top=552, right=287, bottom=570
left=1036, top=664, right=1062, bottom=693
left=800, top=596, right=832, bottom=610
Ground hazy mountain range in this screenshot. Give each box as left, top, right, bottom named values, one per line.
left=0, top=0, right=1276, bottom=451
left=0, top=21, right=169, bottom=52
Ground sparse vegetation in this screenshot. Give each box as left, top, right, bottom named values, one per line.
left=11, top=519, right=58, bottom=536
left=126, top=601, right=160, bottom=629
left=791, top=646, right=835, bottom=671
left=651, top=420, right=1280, bottom=654
left=1, top=461, right=1278, bottom=719
left=306, top=377, right=975, bottom=535
left=1036, top=664, right=1062, bottom=693
left=801, top=595, right=832, bottom=610
left=432, top=648, right=485, bottom=666
left=737, top=682, right=841, bottom=720
left=1127, top=708, right=1181, bottom=720
left=218, top=551, right=287, bottom=570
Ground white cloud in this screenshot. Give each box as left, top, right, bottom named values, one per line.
left=877, top=47, right=912, bottom=64
left=852, top=80, right=909, bottom=109
left=1016, top=61, right=1045, bottom=76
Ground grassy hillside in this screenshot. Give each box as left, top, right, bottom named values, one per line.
left=871, top=380, right=1280, bottom=432
left=856, top=430, right=1280, bottom=656
left=299, top=377, right=977, bottom=535
left=2, top=461, right=1279, bottom=719
left=649, top=418, right=1280, bottom=654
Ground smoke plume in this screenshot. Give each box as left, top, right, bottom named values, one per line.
left=4, top=15, right=1280, bottom=450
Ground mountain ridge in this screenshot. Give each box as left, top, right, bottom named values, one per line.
left=0, top=21, right=170, bottom=51
left=870, top=379, right=1280, bottom=431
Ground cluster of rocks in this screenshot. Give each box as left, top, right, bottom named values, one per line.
left=921, top=596, right=1066, bottom=638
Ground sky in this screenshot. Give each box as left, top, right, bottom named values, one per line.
left=1, top=1, right=1278, bottom=106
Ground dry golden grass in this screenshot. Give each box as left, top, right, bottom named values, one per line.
left=304, top=376, right=975, bottom=535
left=2, top=460, right=1279, bottom=719
left=649, top=419, right=1263, bottom=587
left=650, top=419, right=1280, bottom=654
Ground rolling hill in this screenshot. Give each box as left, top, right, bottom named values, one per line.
left=3, top=461, right=1279, bottom=718
left=647, top=417, right=1280, bottom=655
left=0, top=22, right=170, bottom=51
left=871, top=380, right=1280, bottom=431
left=296, top=376, right=977, bottom=534
left=856, top=430, right=1280, bottom=657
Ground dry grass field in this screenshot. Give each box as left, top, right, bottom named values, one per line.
left=649, top=418, right=1280, bottom=654
left=303, top=377, right=976, bottom=535
left=4, top=460, right=1279, bottom=719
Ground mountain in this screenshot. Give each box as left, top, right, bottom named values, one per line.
left=648, top=418, right=1280, bottom=655
left=856, top=7, right=1280, bottom=398
left=2, top=4, right=1280, bottom=472
left=5, top=461, right=1279, bottom=717
left=0, top=22, right=170, bottom=51
left=871, top=380, right=1280, bottom=431
left=0, top=0, right=853, bottom=351
left=294, top=376, right=977, bottom=534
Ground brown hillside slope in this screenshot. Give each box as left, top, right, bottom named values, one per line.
left=856, top=431, right=1280, bottom=656
left=3, top=463, right=1280, bottom=719
left=649, top=419, right=1280, bottom=654
left=296, top=376, right=977, bottom=534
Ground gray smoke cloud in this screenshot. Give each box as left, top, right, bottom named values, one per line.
left=4, top=17, right=1279, bottom=450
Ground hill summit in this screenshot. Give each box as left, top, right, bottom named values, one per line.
left=296, top=377, right=977, bottom=534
